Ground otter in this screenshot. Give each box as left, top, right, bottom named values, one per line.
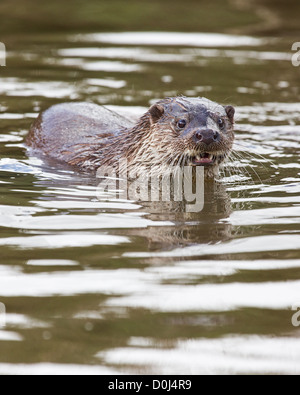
left=26, top=97, right=235, bottom=178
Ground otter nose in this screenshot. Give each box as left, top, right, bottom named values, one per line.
left=194, top=129, right=220, bottom=145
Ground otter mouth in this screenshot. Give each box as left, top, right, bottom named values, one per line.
left=190, top=153, right=218, bottom=166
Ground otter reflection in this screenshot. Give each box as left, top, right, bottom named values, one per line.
left=124, top=181, right=233, bottom=250
left=31, top=163, right=233, bottom=251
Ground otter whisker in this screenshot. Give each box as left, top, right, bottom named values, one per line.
left=228, top=151, right=255, bottom=181
left=223, top=157, right=246, bottom=183
left=224, top=152, right=252, bottom=182
left=234, top=141, right=277, bottom=169
left=229, top=150, right=263, bottom=184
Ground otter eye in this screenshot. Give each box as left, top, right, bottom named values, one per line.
left=177, top=119, right=187, bottom=129
left=218, top=118, right=225, bottom=128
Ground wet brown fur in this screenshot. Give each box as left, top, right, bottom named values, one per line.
left=26, top=97, right=235, bottom=178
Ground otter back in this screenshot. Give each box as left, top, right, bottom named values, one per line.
left=26, top=102, right=133, bottom=166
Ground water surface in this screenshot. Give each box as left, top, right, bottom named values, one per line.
left=0, top=0, right=300, bottom=375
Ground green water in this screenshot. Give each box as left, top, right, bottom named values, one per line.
left=0, top=0, right=299, bottom=374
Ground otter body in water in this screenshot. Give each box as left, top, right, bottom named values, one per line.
left=26, top=97, right=235, bottom=178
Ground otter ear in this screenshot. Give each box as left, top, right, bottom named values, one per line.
left=225, top=105, right=235, bottom=123
left=149, top=104, right=164, bottom=124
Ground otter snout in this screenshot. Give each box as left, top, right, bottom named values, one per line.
left=194, top=129, right=220, bottom=145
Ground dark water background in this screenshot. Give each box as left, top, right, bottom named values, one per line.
left=0, top=0, right=299, bottom=374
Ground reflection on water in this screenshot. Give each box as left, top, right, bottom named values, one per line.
left=99, top=336, right=300, bottom=375
left=0, top=0, right=300, bottom=375
left=77, top=32, right=266, bottom=47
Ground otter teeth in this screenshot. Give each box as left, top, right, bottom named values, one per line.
left=197, top=153, right=213, bottom=160
left=192, top=153, right=215, bottom=166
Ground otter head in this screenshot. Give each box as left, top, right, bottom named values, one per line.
left=143, top=96, right=235, bottom=178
